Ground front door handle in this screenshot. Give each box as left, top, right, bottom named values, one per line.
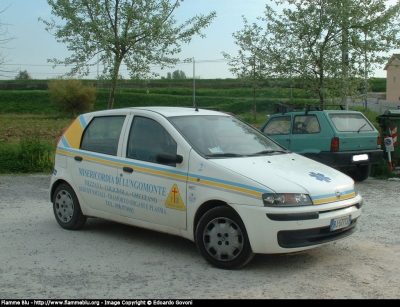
left=123, top=166, right=133, bottom=173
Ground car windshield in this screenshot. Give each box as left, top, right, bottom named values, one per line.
left=169, top=115, right=286, bottom=157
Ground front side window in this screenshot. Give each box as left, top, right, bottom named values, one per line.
left=262, top=116, right=291, bottom=135
left=127, top=116, right=177, bottom=164
left=80, top=116, right=125, bottom=155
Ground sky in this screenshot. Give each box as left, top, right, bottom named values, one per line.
left=1, top=0, right=399, bottom=80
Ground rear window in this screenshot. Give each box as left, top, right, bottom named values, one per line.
left=329, top=113, right=374, bottom=132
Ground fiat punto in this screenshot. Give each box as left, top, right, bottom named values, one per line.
left=50, top=107, right=363, bottom=269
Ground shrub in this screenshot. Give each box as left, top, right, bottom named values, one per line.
left=48, top=79, right=97, bottom=117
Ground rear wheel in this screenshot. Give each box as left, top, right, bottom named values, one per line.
left=195, top=206, right=254, bottom=270
left=348, top=164, right=371, bottom=182
left=53, top=183, right=87, bottom=230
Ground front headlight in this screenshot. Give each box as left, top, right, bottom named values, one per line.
left=262, top=193, right=313, bottom=207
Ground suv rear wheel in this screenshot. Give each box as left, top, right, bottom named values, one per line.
left=347, top=164, right=371, bottom=182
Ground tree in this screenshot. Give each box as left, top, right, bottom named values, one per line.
left=223, top=43, right=268, bottom=120
left=40, top=0, right=216, bottom=109
left=48, top=79, right=97, bottom=117
left=224, top=0, right=400, bottom=107
left=172, top=69, right=186, bottom=79
left=0, top=5, right=15, bottom=78
left=15, top=70, right=32, bottom=80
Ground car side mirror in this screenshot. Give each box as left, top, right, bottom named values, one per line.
left=156, top=152, right=183, bottom=165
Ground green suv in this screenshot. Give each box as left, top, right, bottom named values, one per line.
left=259, top=104, right=383, bottom=181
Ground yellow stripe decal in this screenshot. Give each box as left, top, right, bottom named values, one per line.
left=56, top=147, right=356, bottom=203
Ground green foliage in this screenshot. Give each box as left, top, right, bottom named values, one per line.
left=225, top=0, right=400, bottom=106
left=15, top=70, right=32, bottom=80
left=48, top=79, right=97, bottom=117
left=0, top=77, right=394, bottom=176
left=369, top=78, right=386, bottom=92
left=0, top=134, right=54, bottom=173
left=39, top=0, right=216, bottom=109
left=370, top=158, right=399, bottom=179
left=172, top=70, right=187, bottom=79
left=0, top=90, right=56, bottom=113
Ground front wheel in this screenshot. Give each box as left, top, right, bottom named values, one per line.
left=195, top=206, right=254, bottom=270
left=53, top=183, right=87, bottom=230
left=347, top=164, right=371, bottom=182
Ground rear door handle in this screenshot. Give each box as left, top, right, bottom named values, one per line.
left=74, top=156, right=83, bottom=162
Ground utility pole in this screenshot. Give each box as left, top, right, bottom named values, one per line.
left=364, top=31, right=368, bottom=111
left=193, top=58, right=195, bottom=107
left=341, top=0, right=349, bottom=109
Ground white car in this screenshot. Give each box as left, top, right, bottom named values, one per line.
left=50, top=107, right=363, bottom=269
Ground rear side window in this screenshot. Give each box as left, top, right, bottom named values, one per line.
left=262, top=116, right=291, bottom=135
left=329, top=113, right=374, bottom=132
left=80, top=116, right=126, bottom=155
left=293, top=115, right=320, bottom=134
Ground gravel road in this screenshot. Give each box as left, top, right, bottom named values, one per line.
left=0, top=174, right=399, bottom=299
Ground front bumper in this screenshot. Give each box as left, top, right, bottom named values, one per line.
left=232, top=194, right=363, bottom=254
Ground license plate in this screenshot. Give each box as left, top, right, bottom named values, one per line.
left=352, top=154, right=369, bottom=162
left=330, top=215, right=351, bottom=231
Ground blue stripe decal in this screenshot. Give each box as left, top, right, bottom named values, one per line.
left=57, top=147, right=187, bottom=177
left=311, top=188, right=355, bottom=200
left=60, top=136, right=70, bottom=148
left=78, top=115, right=87, bottom=129
left=56, top=147, right=354, bottom=202
left=56, top=147, right=271, bottom=195
left=187, top=173, right=271, bottom=194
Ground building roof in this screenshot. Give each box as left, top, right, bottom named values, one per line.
left=384, top=53, right=400, bottom=70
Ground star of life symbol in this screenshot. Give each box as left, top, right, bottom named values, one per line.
left=309, top=172, right=331, bottom=182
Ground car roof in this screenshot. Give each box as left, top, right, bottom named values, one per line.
left=82, top=106, right=231, bottom=118
left=280, top=110, right=364, bottom=114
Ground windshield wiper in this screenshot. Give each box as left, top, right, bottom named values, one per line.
left=251, top=150, right=287, bottom=156
left=206, top=153, right=243, bottom=157
left=357, top=123, right=367, bottom=133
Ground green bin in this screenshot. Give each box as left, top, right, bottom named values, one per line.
left=376, top=109, right=400, bottom=168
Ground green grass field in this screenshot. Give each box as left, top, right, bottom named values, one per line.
left=0, top=77, right=394, bottom=177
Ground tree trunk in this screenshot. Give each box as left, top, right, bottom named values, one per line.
left=253, top=87, right=256, bottom=120
left=107, top=83, right=116, bottom=109
left=107, top=57, right=123, bottom=110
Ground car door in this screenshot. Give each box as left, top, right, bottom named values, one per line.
left=261, top=115, right=292, bottom=149
left=288, top=114, right=332, bottom=152
left=117, top=114, right=187, bottom=229
left=71, top=114, right=127, bottom=216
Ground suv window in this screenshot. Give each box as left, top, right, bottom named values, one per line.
left=293, top=115, right=320, bottom=134
left=262, top=116, right=291, bottom=135
left=80, top=116, right=125, bottom=155
left=329, top=113, right=374, bottom=132
left=127, top=116, right=177, bottom=164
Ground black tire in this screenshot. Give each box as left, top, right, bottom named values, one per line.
left=195, top=206, right=255, bottom=270
left=52, top=183, right=87, bottom=230
left=348, top=164, right=371, bottom=182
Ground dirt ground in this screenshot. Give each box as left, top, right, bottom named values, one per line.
left=0, top=174, right=399, bottom=299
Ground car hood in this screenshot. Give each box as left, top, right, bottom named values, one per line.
left=209, top=153, right=355, bottom=203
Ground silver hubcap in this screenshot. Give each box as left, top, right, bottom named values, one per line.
left=54, top=190, right=74, bottom=223
left=203, top=217, right=244, bottom=261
